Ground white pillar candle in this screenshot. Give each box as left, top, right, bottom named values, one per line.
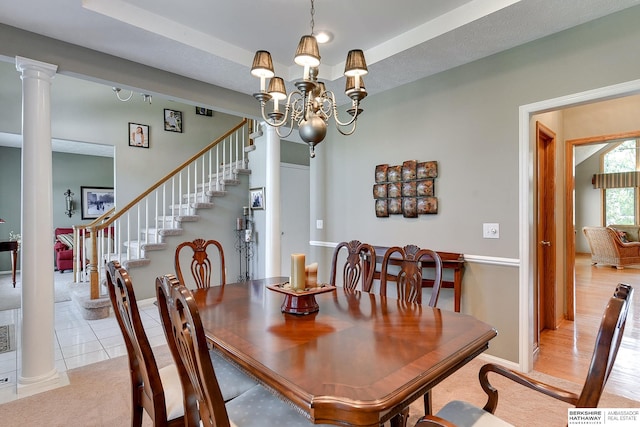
left=305, top=262, right=318, bottom=288
left=291, top=253, right=306, bottom=291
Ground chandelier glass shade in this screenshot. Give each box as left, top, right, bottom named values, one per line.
left=250, top=0, right=368, bottom=157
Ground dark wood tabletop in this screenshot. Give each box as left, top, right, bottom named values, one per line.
left=192, top=277, right=497, bottom=426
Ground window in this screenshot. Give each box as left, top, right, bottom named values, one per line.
left=602, top=139, right=639, bottom=225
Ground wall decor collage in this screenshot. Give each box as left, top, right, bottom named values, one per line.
left=373, top=160, right=438, bottom=218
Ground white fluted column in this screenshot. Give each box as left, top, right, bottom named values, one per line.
left=15, top=56, right=62, bottom=395
left=264, top=125, right=281, bottom=277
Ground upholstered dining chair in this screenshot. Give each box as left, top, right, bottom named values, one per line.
left=153, top=274, right=257, bottom=403
left=155, top=274, right=334, bottom=427
left=414, top=283, right=634, bottom=427
left=106, top=260, right=184, bottom=427
left=107, top=261, right=255, bottom=427
left=329, top=240, right=376, bottom=292
left=174, top=238, right=226, bottom=289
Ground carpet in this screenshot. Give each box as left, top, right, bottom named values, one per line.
left=0, top=271, right=72, bottom=311
left=0, top=324, right=15, bottom=354
left=0, top=345, right=637, bottom=427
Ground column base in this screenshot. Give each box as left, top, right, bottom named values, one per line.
left=15, top=370, right=69, bottom=400
left=70, top=283, right=111, bottom=320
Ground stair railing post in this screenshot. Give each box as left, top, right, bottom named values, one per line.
left=88, top=226, right=99, bottom=299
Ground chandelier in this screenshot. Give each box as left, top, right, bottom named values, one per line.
left=250, top=0, right=368, bottom=158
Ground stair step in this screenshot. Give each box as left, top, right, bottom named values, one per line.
left=158, top=215, right=200, bottom=223
left=170, top=202, right=214, bottom=211
left=235, top=168, right=251, bottom=175
left=195, top=183, right=227, bottom=197
left=148, top=228, right=184, bottom=237
left=169, top=204, right=212, bottom=216
left=182, top=193, right=213, bottom=203
left=122, top=258, right=151, bottom=269
left=222, top=179, right=241, bottom=186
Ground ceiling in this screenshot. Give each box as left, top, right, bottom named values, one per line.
left=1, top=0, right=640, bottom=156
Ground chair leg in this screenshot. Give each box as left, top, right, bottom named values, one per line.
left=423, top=390, right=433, bottom=415
left=389, top=406, right=410, bottom=427
left=131, top=405, right=144, bottom=427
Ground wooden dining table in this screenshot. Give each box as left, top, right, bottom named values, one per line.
left=192, top=277, right=497, bottom=427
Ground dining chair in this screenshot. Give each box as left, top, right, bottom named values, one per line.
left=414, top=283, right=634, bottom=427
left=174, top=238, right=226, bottom=289
left=154, top=274, right=257, bottom=403
left=105, top=260, right=184, bottom=427
left=379, top=245, right=443, bottom=417
left=379, top=244, right=443, bottom=306
left=329, top=240, right=376, bottom=292
left=155, top=274, right=334, bottom=427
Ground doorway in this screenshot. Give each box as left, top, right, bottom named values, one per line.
left=280, top=163, right=311, bottom=275
left=520, top=79, right=640, bottom=371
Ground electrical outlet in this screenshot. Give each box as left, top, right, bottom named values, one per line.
left=483, top=223, right=500, bottom=239
left=316, top=220, right=324, bottom=229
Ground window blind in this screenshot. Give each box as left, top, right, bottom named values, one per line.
left=592, top=171, right=640, bottom=189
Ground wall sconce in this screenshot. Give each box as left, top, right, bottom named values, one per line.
left=64, top=189, right=74, bottom=218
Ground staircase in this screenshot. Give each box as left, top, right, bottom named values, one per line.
left=72, top=119, right=253, bottom=301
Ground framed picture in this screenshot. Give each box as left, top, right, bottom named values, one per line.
left=129, top=122, right=150, bottom=148
left=195, top=107, right=213, bottom=116
left=250, top=187, right=265, bottom=210
left=81, top=186, right=115, bottom=219
left=164, top=109, right=183, bottom=133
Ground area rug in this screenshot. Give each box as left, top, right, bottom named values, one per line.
left=0, top=345, right=636, bottom=427
left=0, top=324, right=15, bottom=354
left=0, top=272, right=72, bottom=311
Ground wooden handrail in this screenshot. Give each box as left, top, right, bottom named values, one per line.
left=99, top=118, right=247, bottom=228
left=78, top=118, right=248, bottom=298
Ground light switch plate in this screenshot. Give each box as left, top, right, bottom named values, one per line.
left=483, top=223, right=500, bottom=239
left=316, top=220, right=324, bottom=229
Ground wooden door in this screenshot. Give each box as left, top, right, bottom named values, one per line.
left=536, top=122, right=557, bottom=344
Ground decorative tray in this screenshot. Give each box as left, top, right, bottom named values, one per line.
left=267, top=282, right=336, bottom=296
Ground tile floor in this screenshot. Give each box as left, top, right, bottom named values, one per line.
left=0, top=291, right=165, bottom=400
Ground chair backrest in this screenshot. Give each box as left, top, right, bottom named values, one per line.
left=156, top=274, right=231, bottom=427
left=329, top=240, right=376, bottom=292
left=174, top=238, right=226, bottom=289
left=105, top=260, right=170, bottom=425
left=577, top=283, right=633, bottom=407
left=379, top=245, right=443, bottom=306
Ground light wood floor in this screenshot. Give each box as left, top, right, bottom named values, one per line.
left=534, top=253, right=639, bottom=402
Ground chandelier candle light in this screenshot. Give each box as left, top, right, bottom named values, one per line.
left=250, top=0, right=368, bottom=158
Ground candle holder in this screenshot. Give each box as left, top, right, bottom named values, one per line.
left=267, top=283, right=336, bottom=315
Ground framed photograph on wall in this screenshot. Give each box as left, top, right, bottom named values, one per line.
left=164, top=109, right=183, bottom=133
left=250, top=187, right=265, bottom=210
left=81, top=186, right=115, bottom=219
left=129, top=123, right=150, bottom=148
left=195, top=107, right=213, bottom=116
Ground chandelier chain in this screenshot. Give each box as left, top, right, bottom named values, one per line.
left=310, top=0, right=315, bottom=35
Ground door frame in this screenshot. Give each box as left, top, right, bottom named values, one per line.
left=536, top=121, right=557, bottom=344
left=518, top=78, right=640, bottom=372
left=565, top=130, right=640, bottom=322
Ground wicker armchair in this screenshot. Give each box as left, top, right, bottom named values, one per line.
left=583, top=226, right=640, bottom=269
